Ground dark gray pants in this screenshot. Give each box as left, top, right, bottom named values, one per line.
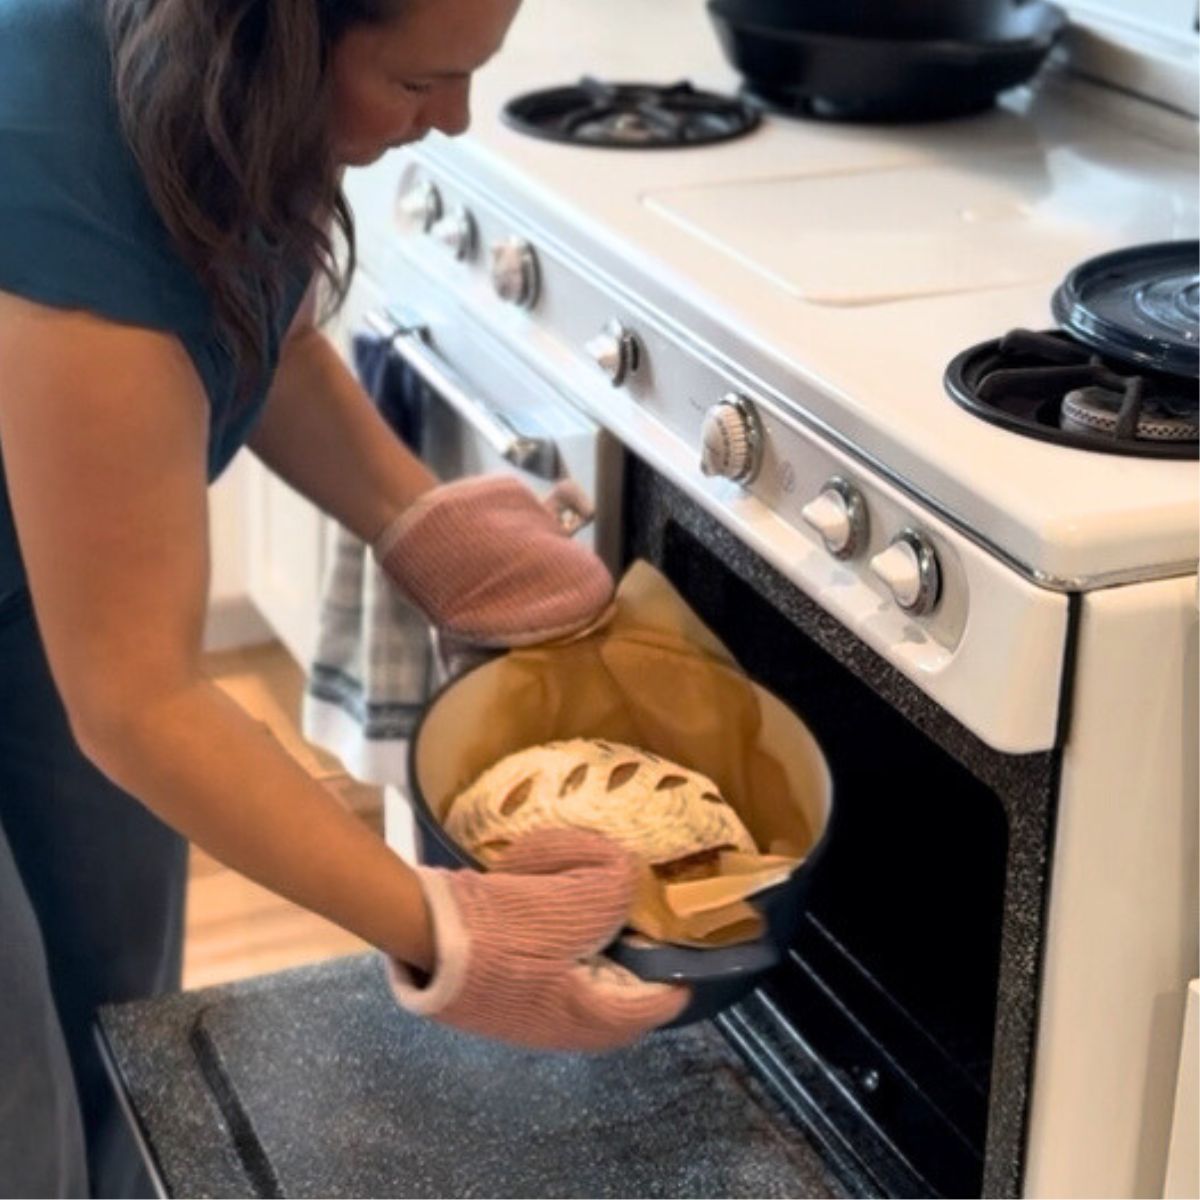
left=0, top=591, right=188, bottom=1198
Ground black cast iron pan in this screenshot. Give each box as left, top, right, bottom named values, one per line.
left=708, top=0, right=1067, bottom=122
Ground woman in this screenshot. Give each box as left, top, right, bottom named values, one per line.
left=0, top=1, right=686, bottom=1195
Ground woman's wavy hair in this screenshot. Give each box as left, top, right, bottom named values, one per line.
left=106, top=0, right=404, bottom=390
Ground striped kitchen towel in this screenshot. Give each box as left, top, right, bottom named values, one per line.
left=301, top=335, right=433, bottom=789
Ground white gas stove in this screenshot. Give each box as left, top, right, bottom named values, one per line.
left=340, top=3, right=1198, bottom=1196
left=350, top=1, right=1198, bottom=584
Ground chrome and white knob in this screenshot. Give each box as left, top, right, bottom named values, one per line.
left=802, top=477, right=868, bottom=559
left=585, top=320, right=640, bottom=386
left=397, top=180, right=442, bottom=232
left=430, top=206, right=476, bottom=261
left=700, top=394, right=762, bottom=483
left=869, top=530, right=941, bottom=615
left=490, top=236, right=540, bottom=308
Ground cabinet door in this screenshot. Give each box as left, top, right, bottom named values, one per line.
left=246, top=459, right=328, bottom=668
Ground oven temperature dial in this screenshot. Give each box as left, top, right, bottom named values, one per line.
left=700, top=394, right=763, bottom=483
left=396, top=180, right=442, bottom=232
left=802, top=477, right=868, bottom=559
left=431, top=206, right=477, bottom=261
left=870, top=530, right=941, bottom=615
left=490, top=237, right=540, bottom=308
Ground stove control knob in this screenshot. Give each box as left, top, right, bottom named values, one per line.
left=585, top=320, right=640, bottom=386
left=431, top=206, right=477, bottom=261
left=802, top=477, right=868, bottom=559
left=870, top=530, right=941, bottom=616
left=397, top=180, right=442, bottom=232
left=700, top=394, right=763, bottom=483
left=490, top=237, right=540, bottom=308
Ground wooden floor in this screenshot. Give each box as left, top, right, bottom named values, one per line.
left=186, top=641, right=384, bottom=990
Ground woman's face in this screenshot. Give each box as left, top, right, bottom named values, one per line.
left=330, top=0, right=523, bottom=166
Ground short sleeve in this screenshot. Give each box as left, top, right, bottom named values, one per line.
left=0, top=0, right=211, bottom=335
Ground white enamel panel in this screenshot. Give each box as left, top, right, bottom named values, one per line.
left=1024, top=575, right=1200, bottom=1197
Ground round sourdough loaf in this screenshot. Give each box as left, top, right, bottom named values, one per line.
left=443, top=738, right=757, bottom=873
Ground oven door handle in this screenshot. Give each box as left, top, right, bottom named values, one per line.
left=364, top=308, right=559, bottom=481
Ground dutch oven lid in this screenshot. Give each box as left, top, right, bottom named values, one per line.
left=1051, top=240, right=1200, bottom=379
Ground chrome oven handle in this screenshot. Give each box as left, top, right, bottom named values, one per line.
left=363, top=309, right=559, bottom=481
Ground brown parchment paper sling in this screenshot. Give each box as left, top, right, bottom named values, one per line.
left=417, top=560, right=827, bottom=948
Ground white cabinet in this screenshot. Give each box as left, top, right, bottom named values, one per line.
left=203, top=452, right=275, bottom=653
left=245, top=459, right=329, bottom=668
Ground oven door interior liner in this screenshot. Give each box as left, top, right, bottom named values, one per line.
left=98, top=956, right=845, bottom=1199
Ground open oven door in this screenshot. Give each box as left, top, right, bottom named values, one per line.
left=97, top=955, right=847, bottom=1199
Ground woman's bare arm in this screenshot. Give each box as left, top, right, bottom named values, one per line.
left=0, top=291, right=433, bottom=969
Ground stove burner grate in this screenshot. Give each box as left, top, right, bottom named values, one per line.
left=502, top=78, right=761, bottom=149
left=945, top=329, right=1198, bottom=459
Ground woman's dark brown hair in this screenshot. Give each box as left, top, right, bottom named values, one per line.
left=106, top=0, right=404, bottom=391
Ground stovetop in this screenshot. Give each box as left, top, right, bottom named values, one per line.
left=346, top=0, right=1199, bottom=585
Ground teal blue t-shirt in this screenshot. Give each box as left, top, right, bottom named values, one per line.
left=0, top=0, right=310, bottom=601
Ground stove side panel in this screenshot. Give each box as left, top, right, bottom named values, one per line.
left=1023, top=574, right=1200, bottom=1199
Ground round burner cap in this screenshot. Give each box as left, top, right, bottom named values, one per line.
left=1051, top=240, right=1199, bottom=379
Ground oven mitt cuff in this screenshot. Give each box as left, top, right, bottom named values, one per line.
left=386, top=868, right=471, bottom=1015
left=384, top=830, right=688, bottom=1051
left=372, top=475, right=615, bottom=648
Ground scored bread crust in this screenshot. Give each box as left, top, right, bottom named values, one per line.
left=443, top=738, right=757, bottom=867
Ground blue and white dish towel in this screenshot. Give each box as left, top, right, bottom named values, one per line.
left=301, top=335, right=432, bottom=790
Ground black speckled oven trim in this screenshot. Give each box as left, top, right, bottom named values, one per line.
left=621, top=454, right=1063, bottom=1199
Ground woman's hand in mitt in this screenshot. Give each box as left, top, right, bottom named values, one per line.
left=373, top=475, right=614, bottom=647
left=386, top=830, right=688, bottom=1051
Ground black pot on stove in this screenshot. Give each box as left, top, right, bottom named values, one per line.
left=712, top=0, right=1042, bottom=41
left=707, top=0, right=1067, bottom=122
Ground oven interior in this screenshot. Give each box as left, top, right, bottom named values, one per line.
left=626, top=474, right=1011, bottom=1198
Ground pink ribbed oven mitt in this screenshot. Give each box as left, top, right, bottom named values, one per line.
left=386, top=829, right=689, bottom=1051
left=372, top=476, right=615, bottom=648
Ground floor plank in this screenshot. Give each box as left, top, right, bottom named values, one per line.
left=185, top=639, right=384, bottom=989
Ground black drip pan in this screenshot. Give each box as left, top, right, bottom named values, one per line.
left=945, top=328, right=1198, bottom=459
